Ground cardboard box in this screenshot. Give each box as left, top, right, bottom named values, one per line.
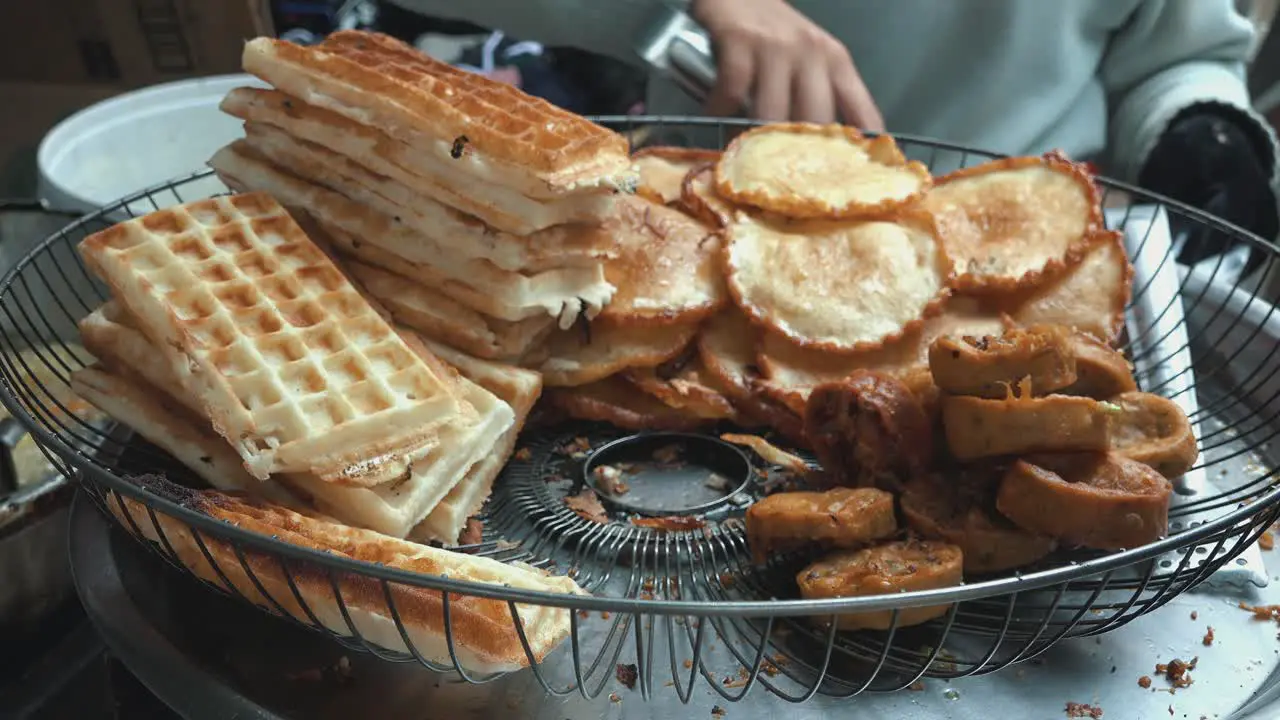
left=2, top=0, right=273, bottom=87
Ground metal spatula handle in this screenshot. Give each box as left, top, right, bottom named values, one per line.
left=633, top=4, right=718, bottom=105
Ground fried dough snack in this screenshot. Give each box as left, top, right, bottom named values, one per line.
left=928, top=325, right=1077, bottom=399
left=1060, top=333, right=1138, bottom=399
left=1007, top=230, right=1132, bottom=344
left=804, top=371, right=934, bottom=491
left=900, top=474, right=1056, bottom=574
left=797, top=540, right=963, bottom=630
left=625, top=347, right=738, bottom=421
left=716, top=124, right=931, bottom=219
left=536, top=321, right=697, bottom=387
left=724, top=213, right=949, bottom=353
left=924, top=151, right=1101, bottom=293
left=681, top=162, right=738, bottom=228
left=542, top=375, right=707, bottom=432
left=1109, top=392, right=1199, bottom=478
left=996, top=453, right=1172, bottom=550
left=745, top=487, right=897, bottom=564
left=633, top=146, right=720, bottom=205
left=941, top=391, right=1113, bottom=461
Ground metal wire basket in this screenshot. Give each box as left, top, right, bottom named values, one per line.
left=2, top=117, right=1279, bottom=703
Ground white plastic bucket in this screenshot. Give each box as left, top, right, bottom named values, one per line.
left=37, top=74, right=267, bottom=219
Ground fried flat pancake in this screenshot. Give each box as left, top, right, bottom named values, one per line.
left=632, top=146, right=720, bottom=205
left=724, top=213, right=949, bottom=352
left=624, top=350, right=738, bottom=421
left=1007, top=230, right=1133, bottom=344
left=716, top=124, right=930, bottom=219
left=757, top=296, right=1004, bottom=402
left=594, top=194, right=726, bottom=327
left=923, top=152, right=1102, bottom=293
left=536, top=321, right=698, bottom=387
left=542, top=375, right=707, bottom=431
left=680, top=162, right=738, bottom=228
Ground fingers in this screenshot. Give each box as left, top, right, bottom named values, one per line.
left=793, top=65, right=835, bottom=124
left=829, top=51, right=884, bottom=132
left=753, top=58, right=794, bottom=122
left=705, top=43, right=755, bottom=117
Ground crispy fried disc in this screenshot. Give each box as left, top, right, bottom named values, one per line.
left=624, top=351, right=738, bottom=421
left=725, top=213, right=950, bottom=352
left=632, top=146, right=721, bottom=205
left=696, top=309, right=806, bottom=441
left=542, top=375, right=708, bottom=432
left=716, top=124, right=931, bottom=219
left=680, top=162, right=738, bottom=228
left=758, top=297, right=1004, bottom=400
left=595, top=194, right=726, bottom=327
left=797, top=540, right=963, bottom=630
left=537, top=321, right=697, bottom=387
left=923, top=152, right=1102, bottom=293
left=1007, top=230, right=1133, bottom=343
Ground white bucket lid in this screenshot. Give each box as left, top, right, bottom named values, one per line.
left=37, top=74, right=268, bottom=218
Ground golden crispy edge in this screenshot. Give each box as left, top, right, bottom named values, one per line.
left=714, top=123, right=932, bottom=219
left=933, top=150, right=1105, bottom=296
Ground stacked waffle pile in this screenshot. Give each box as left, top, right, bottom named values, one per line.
left=70, top=192, right=541, bottom=546
left=207, top=30, right=637, bottom=366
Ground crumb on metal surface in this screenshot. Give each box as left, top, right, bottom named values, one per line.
left=908, top=680, right=926, bottom=691
left=1139, top=675, right=1152, bottom=689
left=1203, top=626, right=1215, bottom=646
left=616, top=663, right=638, bottom=690
left=609, top=692, right=622, bottom=704
left=564, top=487, right=609, bottom=524
left=1155, top=656, right=1197, bottom=691
left=1064, top=701, right=1103, bottom=718
left=711, top=705, right=727, bottom=718
left=513, top=447, right=532, bottom=461
left=1190, top=611, right=1198, bottom=620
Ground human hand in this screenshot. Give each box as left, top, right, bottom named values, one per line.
left=691, top=0, right=884, bottom=130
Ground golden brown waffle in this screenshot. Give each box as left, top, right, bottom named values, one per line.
left=209, top=143, right=615, bottom=327
left=237, top=124, right=615, bottom=272
left=347, top=261, right=554, bottom=362
left=409, top=339, right=543, bottom=544
left=77, top=193, right=469, bottom=483
left=221, top=88, right=617, bottom=235
left=241, top=31, right=635, bottom=199
left=106, top=474, right=584, bottom=673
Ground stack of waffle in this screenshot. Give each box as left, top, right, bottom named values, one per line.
left=207, top=30, right=637, bottom=366
left=70, top=192, right=541, bottom=545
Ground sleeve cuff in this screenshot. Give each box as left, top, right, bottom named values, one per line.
left=1109, top=60, right=1280, bottom=195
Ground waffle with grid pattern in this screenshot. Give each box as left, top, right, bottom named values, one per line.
left=77, top=193, right=481, bottom=486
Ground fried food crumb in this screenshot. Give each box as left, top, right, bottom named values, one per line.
left=1203, top=626, right=1215, bottom=646
left=684, top=659, right=694, bottom=669
left=1139, top=676, right=1152, bottom=689
left=1261, top=531, right=1274, bottom=550
left=711, top=705, right=727, bottom=718
left=909, top=680, right=926, bottom=691
left=616, top=663, right=638, bottom=690
left=631, top=515, right=706, bottom=531
left=593, top=465, right=630, bottom=495
left=564, top=487, right=609, bottom=523
left=1190, top=611, right=1198, bottom=620
left=609, top=692, right=622, bottom=703
left=1064, top=702, right=1104, bottom=718
left=559, top=436, right=592, bottom=458
left=1240, top=601, right=1280, bottom=623
left=1155, top=656, right=1197, bottom=691
left=286, top=655, right=352, bottom=684
left=514, top=447, right=532, bottom=462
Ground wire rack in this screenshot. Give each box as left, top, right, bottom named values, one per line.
left=2, top=117, right=1280, bottom=703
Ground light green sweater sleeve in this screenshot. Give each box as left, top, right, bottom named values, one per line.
left=383, top=0, right=664, bottom=66
left=1102, top=0, right=1279, bottom=189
